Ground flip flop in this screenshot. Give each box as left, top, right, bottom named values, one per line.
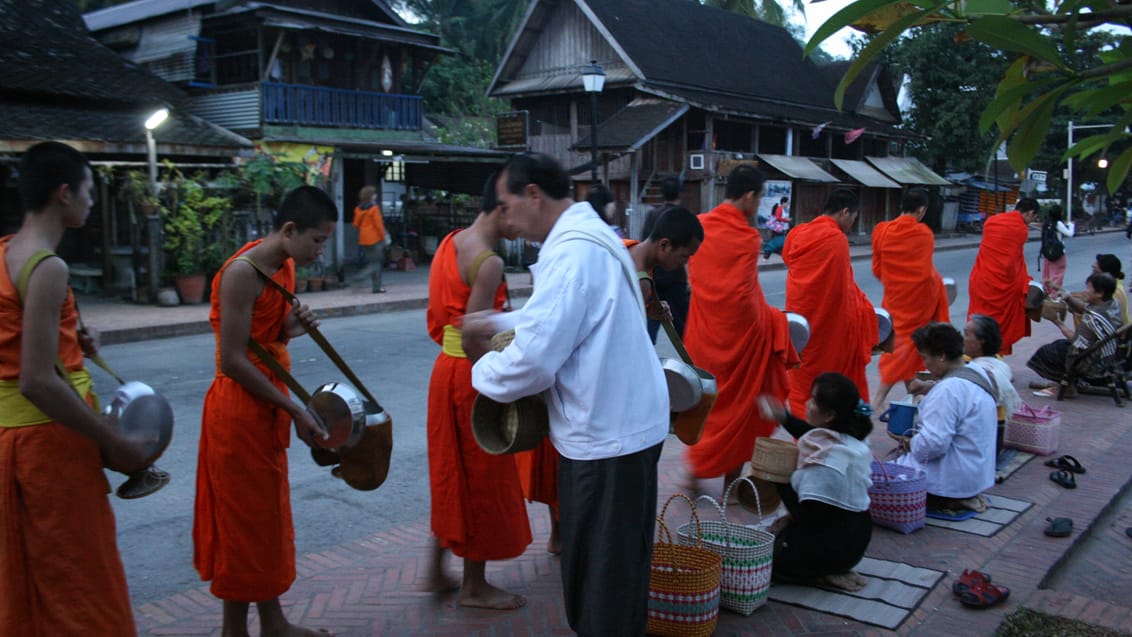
left=952, top=569, right=992, bottom=595
left=957, top=582, right=1010, bottom=609
left=1049, top=469, right=1077, bottom=489
left=1032, top=387, right=1058, bottom=398
left=1044, top=455, right=1087, bottom=474
left=1044, top=517, right=1073, bottom=537
left=116, top=465, right=171, bottom=500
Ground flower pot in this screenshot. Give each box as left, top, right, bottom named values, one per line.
left=174, top=273, right=207, bottom=304
left=295, top=279, right=310, bottom=293
left=309, top=278, right=325, bottom=292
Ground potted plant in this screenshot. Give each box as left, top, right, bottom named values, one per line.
left=117, top=168, right=162, bottom=216
left=159, top=166, right=231, bottom=303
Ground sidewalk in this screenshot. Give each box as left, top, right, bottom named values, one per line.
left=82, top=230, right=993, bottom=345
left=89, top=228, right=1132, bottom=636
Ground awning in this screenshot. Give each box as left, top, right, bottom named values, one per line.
left=830, top=158, right=900, bottom=188
left=757, top=154, right=839, bottom=182
left=575, top=100, right=688, bottom=152
left=866, top=156, right=950, bottom=186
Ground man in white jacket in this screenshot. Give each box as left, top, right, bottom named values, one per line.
left=463, top=153, right=669, bottom=636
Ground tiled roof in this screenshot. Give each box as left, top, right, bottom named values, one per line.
left=0, top=0, right=186, bottom=108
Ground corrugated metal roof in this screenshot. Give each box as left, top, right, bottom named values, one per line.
left=866, top=156, right=951, bottom=186
left=494, top=67, right=636, bottom=96
left=84, top=0, right=213, bottom=32
left=830, top=158, right=900, bottom=188
left=757, top=154, right=839, bottom=183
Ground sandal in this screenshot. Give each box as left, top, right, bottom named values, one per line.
left=958, top=581, right=1011, bottom=609
left=1049, top=469, right=1077, bottom=489
left=1044, top=517, right=1073, bottom=537
left=1032, top=387, right=1058, bottom=398
left=1044, top=455, right=1086, bottom=474
left=116, top=465, right=171, bottom=499
left=951, top=569, right=992, bottom=595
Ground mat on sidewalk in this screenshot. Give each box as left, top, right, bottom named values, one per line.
left=767, top=556, right=943, bottom=630
left=996, top=448, right=1036, bottom=483
left=924, top=495, right=1032, bottom=537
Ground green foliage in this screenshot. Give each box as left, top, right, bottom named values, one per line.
left=886, top=23, right=1010, bottom=172
left=157, top=165, right=233, bottom=277
left=236, top=152, right=308, bottom=212
left=808, top=0, right=1132, bottom=193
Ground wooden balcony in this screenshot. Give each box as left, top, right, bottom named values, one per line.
left=192, top=82, right=423, bottom=132
left=262, top=82, right=422, bottom=130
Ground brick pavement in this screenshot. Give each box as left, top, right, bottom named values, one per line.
left=78, top=229, right=1132, bottom=636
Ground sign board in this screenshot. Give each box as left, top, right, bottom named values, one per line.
left=1029, top=169, right=1047, bottom=183
left=495, top=111, right=529, bottom=150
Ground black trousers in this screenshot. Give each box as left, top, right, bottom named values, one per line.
left=558, top=443, right=663, bottom=637
left=772, top=483, right=871, bottom=579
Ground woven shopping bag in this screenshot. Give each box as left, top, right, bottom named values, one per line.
left=648, top=493, right=723, bottom=637
left=677, top=477, right=775, bottom=615
left=1005, top=402, right=1061, bottom=456
left=868, top=459, right=927, bottom=534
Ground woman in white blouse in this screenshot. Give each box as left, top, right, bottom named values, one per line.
left=1040, top=205, right=1075, bottom=294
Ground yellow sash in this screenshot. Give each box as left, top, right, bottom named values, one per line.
left=442, top=324, right=466, bottom=358
left=0, top=369, right=95, bottom=428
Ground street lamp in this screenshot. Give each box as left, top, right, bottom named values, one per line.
left=581, top=60, right=604, bottom=185
left=1066, top=120, right=1111, bottom=214
left=143, top=107, right=169, bottom=303
left=1098, top=158, right=1110, bottom=169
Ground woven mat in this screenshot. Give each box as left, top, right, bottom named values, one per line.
left=767, top=557, right=943, bottom=630
left=924, top=495, right=1032, bottom=537
left=996, top=448, right=1036, bottom=482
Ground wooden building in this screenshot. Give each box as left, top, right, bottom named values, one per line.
left=488, top=0, right=950, bottom=236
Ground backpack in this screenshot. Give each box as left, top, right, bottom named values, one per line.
left=1041, top=222, right=1065, bottom=261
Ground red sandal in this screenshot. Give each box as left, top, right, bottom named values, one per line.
left=951, top=569, right=992, bottom=595
left=958, top=581, right=1010, bottom=609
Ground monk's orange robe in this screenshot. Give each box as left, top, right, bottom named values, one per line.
left=0, top=237, right=136, bottom=636
left=872, top=215, right=950, bottom=385
left=193, top=240, right=297, bottom=602
left=968, top=211, right=1032, bottom=354
left=426, top=231, right=532, bottom=561
left=684, top=203, right=799, bottom=478
left=783, top=216, right=877, bottom=414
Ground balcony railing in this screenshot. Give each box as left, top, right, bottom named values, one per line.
left=262, top=82, right=422, bottom=131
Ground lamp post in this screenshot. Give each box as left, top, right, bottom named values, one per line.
left=581, top=60, right=605, bottom=186
left=144, top=107, right=169, bottom=303
left=1066, top=121, right=1111, bottom=215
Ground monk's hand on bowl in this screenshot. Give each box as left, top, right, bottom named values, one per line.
left=294, top=408, right=329, bottom=446
left=460, top=310, right=499, bottom=362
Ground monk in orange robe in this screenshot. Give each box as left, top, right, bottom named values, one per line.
left=872, top=188, right=951, bottom=405
left=425, top=176, right=531, bottom=609
left=968, top=198, right=1039, bottom=355
left=624, top=207, right=704, bottom=326
left=0, top=142, right=149, bottom=636
left=684, top=165, right=799, bottom=488
left=193, top=186, right=337, bottom=637
left=783, top=188, right=877, bottom=415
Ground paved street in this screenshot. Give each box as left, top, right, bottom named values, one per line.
left=77, top=229, right=1132, bottom=635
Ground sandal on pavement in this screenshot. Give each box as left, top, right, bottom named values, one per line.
left=1049, top=469, right=1077, bottom=489
left=952, top=569, right=992, bottom=595
left=1032, top=387, right=1059, bottom=398
left=958, top=582, right=1010, bottom=609
left=1044, top=455, right=1086, bottom=474
left=1044, top=517, right=1073, bottom=537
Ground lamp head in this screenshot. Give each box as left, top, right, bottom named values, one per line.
left=1098, top=158, right=1109, bottom=169
left=145, top=108, right=169, bottom=131
left=581, top=60, right=604, bottom=93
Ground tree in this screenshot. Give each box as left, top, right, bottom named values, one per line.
left=808, top=0, right=1132, bottom=194
left=881, top=23, right=1009, bottom=173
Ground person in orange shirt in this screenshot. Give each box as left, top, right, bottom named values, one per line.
left=683, top=165, right=799, bottom=492
left=968, top=198, right=1039, bottom=355
left=425, top=173, right=531, bottom=609
left=783, top=188, right=877, bottom=415
left=0, top=142, right=152, bottom=636
left=193, top=186, right=336, bottom=637
left=352, top=185, right=388, bottom=293
left=871, top=188, right=951, bottom=406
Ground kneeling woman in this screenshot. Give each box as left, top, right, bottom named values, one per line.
left=900, top=322, right=998, bottom=512
left=760, top=373, right=873, bottom=591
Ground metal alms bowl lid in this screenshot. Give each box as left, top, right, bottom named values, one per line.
left=308, top=382, right=366, bottom=450
left=661, top=357, right=703, bottom=412
left=942, top=277, right=957, bottom=306
left=108, top=381, right=174, bottom=465
left=875, top=307, right=894, bottom=345
left=785, top=312, right=811, bottom=354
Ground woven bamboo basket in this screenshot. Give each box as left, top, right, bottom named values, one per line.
left=749, top=437, right=798, bottom=484
left=648, top=494, right=722, bottom=637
